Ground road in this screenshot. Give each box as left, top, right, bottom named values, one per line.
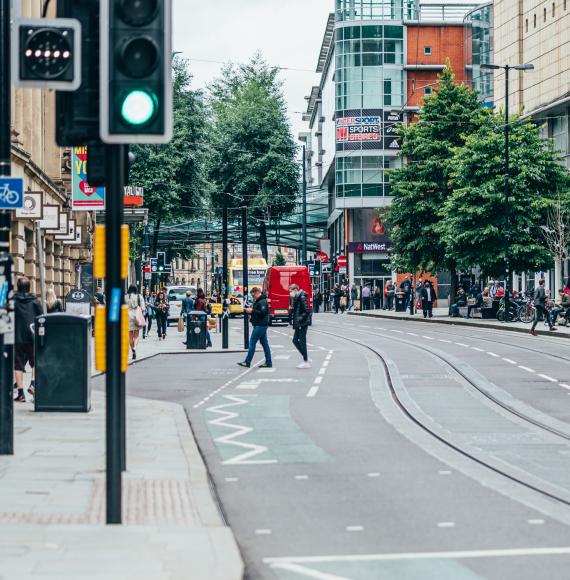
left=110, top=313, right=570, bottom=579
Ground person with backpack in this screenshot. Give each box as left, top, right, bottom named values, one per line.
left=13, top=277, right=43, bottom=402
left=126, top=285, right=146, bottom=360
left=290, top=283, right=312, bottom=369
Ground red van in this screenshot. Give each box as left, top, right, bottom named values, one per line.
left=263, top=266, right=313, bottom=324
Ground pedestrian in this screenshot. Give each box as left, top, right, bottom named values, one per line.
left=143, top=289, right=155, bottom=338
left=420, top=280, right=435, bottom=319
left=95, top=286, right=105, bottom=305
left=384, top=280, right=396, bottom=311
left=530, top=279, right=556, bottom=335
left=126, top=285, right=146, bottom=359
left=46, top=287, right=63, bottom=313
left=237, top=287, right=272, bottom=368
left=350, top=284, right=358, bottom=311
left=362, top=284, right=371, bottom=311
left=180, top=289, right=194, bottom=318
left=154, top=290, right=169, bottom=340
left=550, top=289, right=570, bottom=326
left=13, top=277, right=43, bottom=402
left=194, top=288, right=212, bottom=347
left=373, top=286, right=382, bottom=310
left=339, top=286, right=348, bottom=314
left=333, top=283, right=342, bottom=314
left=400, top=276, right=412, bottom=310
left=289, top=283, right=311, bottom=368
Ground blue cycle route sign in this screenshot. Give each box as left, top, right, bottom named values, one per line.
left=0, top=178, right=24, bottom=209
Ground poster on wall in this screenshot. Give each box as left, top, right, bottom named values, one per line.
left=55, top=219, right=76, bottom=241
left=15, top=192, right=43, bottom=220
left=72, top=147, right=106, bottom=210
left=37, top=205, right=60, bottom=230
left=46, top=212, right=68, bottom=236
left=64, top=225, right=82, bottom=245
left=124, top=186, right=144, bottom=207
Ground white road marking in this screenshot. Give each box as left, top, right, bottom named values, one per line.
left=225, top=477, right=239, bottom=483
left=407, top=332, right=419, bottom=336
left=455, top=342, right=469, bottom=347
left=519, top=366, right=536, bottom=373
left=487, top=352, right=500, bottom=358
left=314, top=376, right=323, bottom=385
left=295, top=475, right=309, bottom=480
left=274, top=355, right=291, bottom=360
left=503, top=358, right=517, bottom=365
left=269, top=563, right=351, bottom=580
left=346, top=526, right=364, bottom=532
left=560, top=383, right=570, bottom=390
left=307, top=386, right=320, bottom=398
left=255, top=529, right=272, bottom=535
left=438, top=339, right=451, bottom=343
left=264, top=547, right=570, bottom=565
left=472, top=347, right=484, bottom=352
left=322, top=360, right=329, bottom=367
left=318, top=368, right=327, bottom=375
left=367, top=473, right=381, bottom=478
left=422, top=336, right=434, bottom=340
left=258, top=368, right=276, bottom=373
left=528, top=519, right=545, bottom=525
left=392, top=330, right=404, bottom=334
left=437, top=522, right=456, bottom=528
left=438, top=470, right=452, bottom=475
left=538, top=374, right=558, bottom=383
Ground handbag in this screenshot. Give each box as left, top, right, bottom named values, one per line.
left=134, top=295, right=146, bottom=328
left=340, top=296, right=347, bottom=308
left=177, top=316, right=185, bottom=333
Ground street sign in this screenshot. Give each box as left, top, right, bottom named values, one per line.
left=337, top=255, right=347, bottom=268
left=308, top=261, right=321, bottom=277
left=322, top=263, right=332, bottom=274
left=0, top=178, right=24, bottom=209
left=150, top=258, right=158, bottom=273
left=210, top=303, right=223, bottom=315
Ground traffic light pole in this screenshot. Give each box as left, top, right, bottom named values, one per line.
left=222, top=207, right=229, bottom=349
left=241, top=206, right=249, bottom=350
left=302, top=146, right=307, bottom=266
left=0, top=0, right=13, bottom=456
left=105, top=144, right=126, bottom=524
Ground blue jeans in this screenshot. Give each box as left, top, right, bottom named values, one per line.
left=245, top=326, right=272, bottom=366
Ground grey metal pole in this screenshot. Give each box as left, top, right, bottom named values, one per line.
left=35, top=221, right=47, bottom=314
left=504, top=65, right=511, bottom=318
left=0, top=0, right=13, bottom=456
left=302, top=146, right=307, bottom=265
left=241, top=206, right=249, bottom=350
left=222, top=207, right=229, bottom=349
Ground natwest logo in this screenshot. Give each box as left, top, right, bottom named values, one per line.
left=348, top=240, right=393, bottom=253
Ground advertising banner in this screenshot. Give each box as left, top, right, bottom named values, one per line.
left=348, top=240, right=394, bottom=253
left=72, top=147, right=106, bottom=210
left=336, top=114, right=381, bottom=143
left=124, top=185, right=144, bottom=207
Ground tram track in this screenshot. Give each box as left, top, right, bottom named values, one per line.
left=314, top=327, right=570, bottom=508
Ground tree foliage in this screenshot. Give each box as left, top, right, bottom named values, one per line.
left=208, top=54, right=300, bottom=257
left=129, top=56, right=211, bottom=255
left=386, top=65, right=488, bottom=274
left=440, top=114, right=569, bottom=277
left=273, top=249, right=286, bottom=266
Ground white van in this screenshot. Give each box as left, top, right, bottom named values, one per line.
left=165, top=286, right=196, bottom=325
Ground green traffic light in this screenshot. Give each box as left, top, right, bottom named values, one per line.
left=120, top=90, right=157, bottom=125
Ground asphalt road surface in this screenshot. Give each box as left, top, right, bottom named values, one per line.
left=111, top=313, right=570, bottom=579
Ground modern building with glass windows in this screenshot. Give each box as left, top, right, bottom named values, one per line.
left=464, top=3, right=494, bottom=104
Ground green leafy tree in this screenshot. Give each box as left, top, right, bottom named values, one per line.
left=129, top=56, right=211, bottom=256
left=208, top=54, right=300, bottom=261
left=386, top=65, right=488, bottom=300
left=273, top=249, right=286, bottom=266
left=441, top=114, right=569, bottom=278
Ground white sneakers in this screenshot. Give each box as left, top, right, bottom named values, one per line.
left=297, top=361, right=311, bottom=369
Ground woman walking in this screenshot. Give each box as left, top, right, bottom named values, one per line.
left=194, top=288, right=213, bottom=348
left=46, top=288, right=63, bottom=313
left=143, top=289, right=155, bottom=339
left=126, top=285, right=145, bottom=359
left=154, top=290, right=169, bottom=340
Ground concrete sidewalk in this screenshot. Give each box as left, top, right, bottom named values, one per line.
left=0, top=391, right=243, bottom=579
left=348, top=307, right=570, bottom=338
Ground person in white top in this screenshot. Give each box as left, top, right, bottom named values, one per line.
left=126, top=285, right=146, bottom=360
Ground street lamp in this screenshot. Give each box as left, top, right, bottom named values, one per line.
left=481, top=62, right=534, bottom=318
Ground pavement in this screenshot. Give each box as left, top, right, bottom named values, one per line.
left=349, top=306, right=570, bottom=338
left=120, top=314, right=570, bottom=580
left=1, top=334, right=244, bottom=579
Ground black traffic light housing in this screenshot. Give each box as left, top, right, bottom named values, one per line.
left=100, top=0, right=172, bottom=144
left=12, top=17, right=81, bottom=91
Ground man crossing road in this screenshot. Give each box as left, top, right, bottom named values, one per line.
left=290, top=283, right=311, bottom=369
left=238, top=287, right=272, bottom=368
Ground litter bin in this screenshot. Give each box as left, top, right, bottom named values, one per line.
left=34, top=314, right=91, bottom=412
left=395, top=292, right=406, bottom=312
left=186, top=311, right=207, bottom=350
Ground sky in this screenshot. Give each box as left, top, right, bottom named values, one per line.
left=172, top=0, right=333, bottom=142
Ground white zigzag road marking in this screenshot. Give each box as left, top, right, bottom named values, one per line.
left=207, top=395, right=278, bottom=465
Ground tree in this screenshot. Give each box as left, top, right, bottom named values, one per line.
left=541, top=192, right=570, bottom=289
left=440, top=114, right=569, bottom=278
left=273, top=249, right=286, bottom=266
left=386, top=64, right=488, bottom=302
left=129, top=56, right=211, bottom=256
left=208, top=54, right=300, bottom=261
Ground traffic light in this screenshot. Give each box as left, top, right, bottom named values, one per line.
left=100, top=0, right=173, bottom=144
left=12, top=18, right=81, bottom=91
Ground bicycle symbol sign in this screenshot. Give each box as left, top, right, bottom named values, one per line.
left=0, top=178, right=24, bottom=209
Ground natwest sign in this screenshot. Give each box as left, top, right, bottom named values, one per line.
left=348, top=240, right=393, bottom=253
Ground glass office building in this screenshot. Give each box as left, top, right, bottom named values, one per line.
left=464, top=3, right=493, bottom=104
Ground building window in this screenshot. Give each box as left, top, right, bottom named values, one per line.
left=424, top=87, right=432, bottom=96
left=424, top=46, right=432, bottom=55
left=549, top=115, right=569, bottom=156
left=525, top=18, right=528, bottom=32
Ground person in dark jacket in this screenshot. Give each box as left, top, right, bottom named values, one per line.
left=420, top=280, right=435, bottom=319
left=530, top=279, right=556, bottom=335
left=373, top=286, right=382, bottom=310
left=333, top=284, right=342, bottom=314
left=450, top=287, right=467, bottom=317
left=238, top=287, right=272, bottom=368
left=289, top=284, right=311, bottom=368
left=400, top=277, right=412, bottom=310
left=13, top=277, right=43, bottom=402
left=46, top=287, right=63, bottom=313
left=194, top=288, right=212, bottom=347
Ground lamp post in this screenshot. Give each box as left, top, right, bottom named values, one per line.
left=481, top=62, right=534, bottom=319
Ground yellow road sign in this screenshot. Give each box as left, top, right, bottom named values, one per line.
left=210, top=303, right=223, bottom=315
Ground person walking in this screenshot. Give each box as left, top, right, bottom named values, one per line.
left=289, top=284, right=311, bottom=368
left=13, top=277, right=43, bottom=402
left=194, top=288, right=212, bottom=347
left=350, top=284, right=358, bottom=311
left=237, top=287, right=272, bottom=368
left=154, top=290, right=169, bottom=340
left=384, top=280, right=396, bottom=311
left=530, top=279, right=556, bottom=335
left=46, top=287, right=63, bottom=313
left=333, top=283, right=342, bottom=314
left=126, top=285, right=146, bottom=359
left=400, top=276, right=412, bottom=310
left=362, top=284, right=371, bottom=311
left=373, top=286, right=382, bottom=310
left=143, top=289, right=155, bottom=338
left=420, top=280, right=435, bottom=319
